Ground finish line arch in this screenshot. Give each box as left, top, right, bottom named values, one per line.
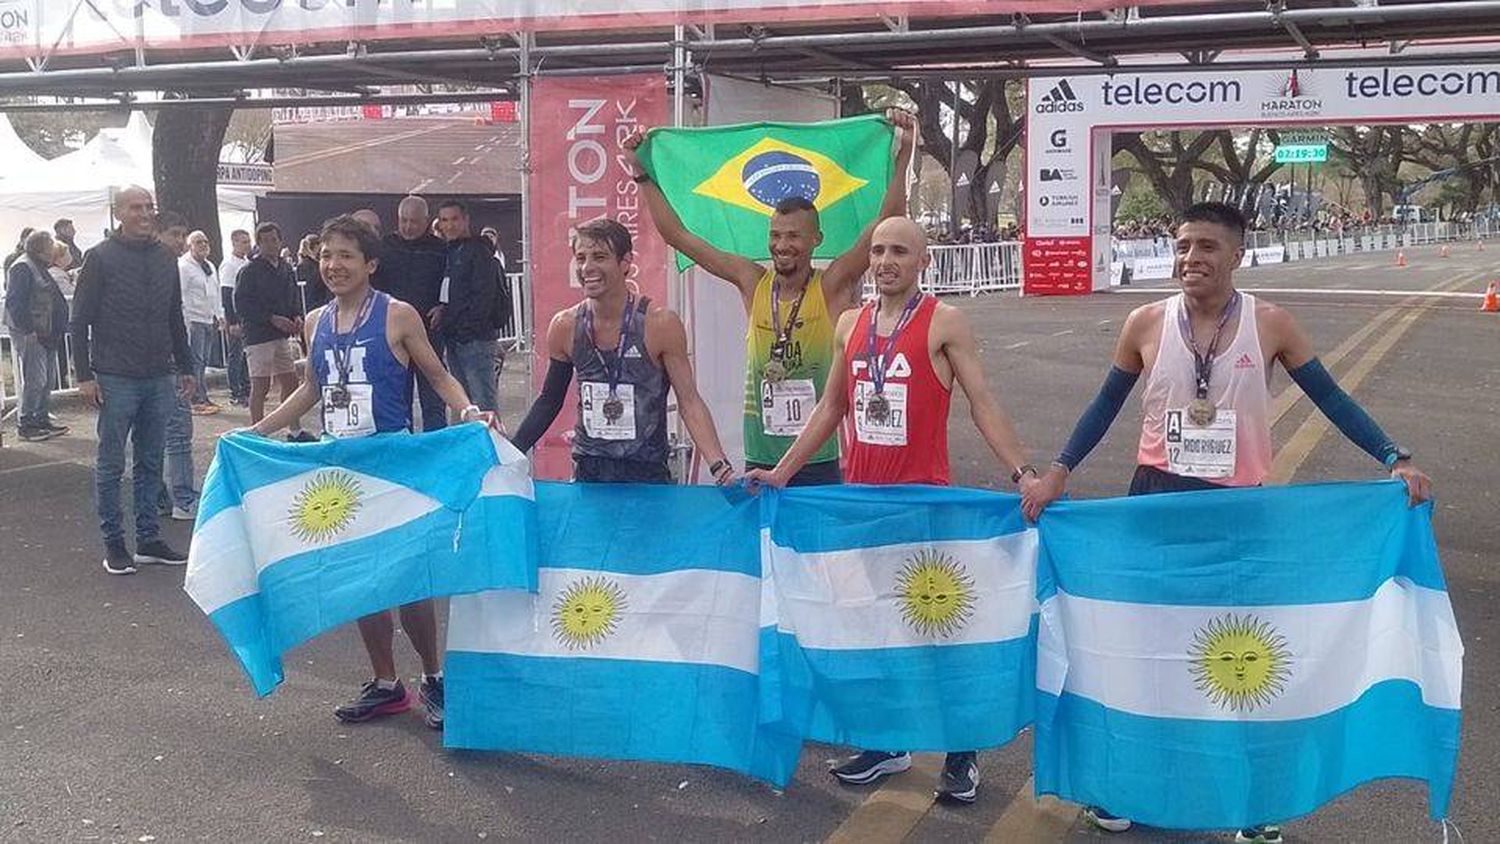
left=1022, top=62, right=1500, bottom=295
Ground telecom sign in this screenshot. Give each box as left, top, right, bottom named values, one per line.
left=1274, top=144, right=1328, bottom=163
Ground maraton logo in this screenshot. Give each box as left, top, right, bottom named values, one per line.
left=1260, top=69, right=1323, bottom=118
left=1035, top=79, right=1085, bottom=114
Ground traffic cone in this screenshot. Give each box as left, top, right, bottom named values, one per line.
left=1395, top=250, right=1408, bottom=267
left=1440, top=244, right=1450, bottom=258
left=1482, top=281, right=1499, bottom=313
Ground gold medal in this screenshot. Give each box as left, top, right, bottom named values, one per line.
left=763, top=358, right=787, bottom=384
left=866, top=392, right=891, bottom=424
left=1188, top=396, right=1216, bottom=427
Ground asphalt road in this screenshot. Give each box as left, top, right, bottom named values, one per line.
left=1, top=243, right=1495, bottom=843
left=275, top=118, right=523, bottom=195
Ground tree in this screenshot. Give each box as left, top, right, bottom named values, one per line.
left=1327, top=126, right=1412, bottom=217
left=1113, top=130, right=1220, bottom=215
left=1407, top=123, right=1498, bottom=215
left=153, top=102, right=235, bottom=264
left=8, top=111, right=121, bottom=158
left=1196, top=129, right=1285, bottom=218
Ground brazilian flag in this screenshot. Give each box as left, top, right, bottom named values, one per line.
left=637, top=114, right=895, bottom=271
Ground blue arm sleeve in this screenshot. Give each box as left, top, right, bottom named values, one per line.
left=1056, top=365, right=1140, bottom=470
left=1287, top=358, right=1398, bottom=465
left=511, top=357, right=574, bottom=454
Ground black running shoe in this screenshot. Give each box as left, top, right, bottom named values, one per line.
left=334, top=680, right=412, bottom=723
left=1236, top=825, right=1283, bottom=844
left=45, top=422, right=69, bottom=437
left=102, top=542, right=136, bottom=576
left=935, top=751, right=979, bottom=804
left=830, top=750, right=912, bottom=785
left=133, top=538, right=187, bottom=566
left=18, top=425, right=53, bottom=442
left=287, top=431, right=319, bottom=443
left=419, top=675, right=444, bottom=729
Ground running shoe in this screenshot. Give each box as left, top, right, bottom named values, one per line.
left=170, top=505, right=196, bottom=522
left=191, top=403, right=221, bottom=416
left=45, top=422, right=69, bottom=437
left=334, top=680, right=412, bottom=723
left=102, top=542, right=136, bottom=576
left=935, top=751, right=979, bottom=804
left=17, top=425, right=54, bottom=442
left=1083, top=806, right=1133, bottom=833
left=830, top=750, right=912, bottom=785
left=1235, top=825, right=1283, bottom=844
left=287, top=431, right=319, bottom=443
left=419, top=675, right=444, bottom=729
left=133, top=539, right=187, bottom=566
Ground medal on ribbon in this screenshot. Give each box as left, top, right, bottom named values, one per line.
left=1179, top=292, right=1241, bottom=428
left=765, top=275, right=808, bottom=386
left=325, top=291, right=375, bottom=407
left=584, top=293, right=636, bottom=427
left=863, top=292, right=924, bottom=426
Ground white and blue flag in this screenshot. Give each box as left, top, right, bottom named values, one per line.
left=763, top=485, right=1038, bottom=753
left=1034, top=480, right=1463, bottom=829
left=444, top=482, right=803, bottom=787
left=185, top=424, right=537, bottom=696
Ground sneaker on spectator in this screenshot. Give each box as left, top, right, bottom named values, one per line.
left=287, top=431, right=319, bottom=443
left=18, top=425, right=54, bottom=442
left=133, top=538, right=187, bottom=566
left=334, top=680, right=412, bottom=723
left=935, top=751, right=979, bottom=804
left=102, top=542, right=136, bottom=576
left=419, top=675, right=444, bottom=729
left=170, top=504, right=196, bottom=522
left=45, top=422, right=69, bottom=437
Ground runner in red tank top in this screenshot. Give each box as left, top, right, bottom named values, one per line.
left=746, top=216, right=1039, bottom=805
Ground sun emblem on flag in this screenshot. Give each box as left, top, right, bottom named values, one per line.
left=693, top=137, right=869, bottom=217
left=1189, top=613, right=1292, bottom=712
left=552, top=576, right=627, bottom=650
left=895, top=549, right=976, bottom=638
left=287, top=470, right=362, bottom=543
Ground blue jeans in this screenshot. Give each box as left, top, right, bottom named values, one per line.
left=413, top=331, right=448, bottom=432
left=158, top=387, right=196, bottom=511
left=224, top=328, right=249, bottom=400
left=14, top=332, right=58, bottom=429
left=187, top=321, right=216, bottom=405
left=95, top=373, right=175, bottom=545
left=445, top=338, right=502, bottom=413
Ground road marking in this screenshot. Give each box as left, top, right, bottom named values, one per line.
left=985, top=777, right=1081, bottom=843
left=411, top=178, right=434, bottom=193
left=452, top=156, right=467, bottom=166
left=1051, top=329, right=1074, bottom=337
left=823, top=754, right=945, bottom=844
left=274, top=123, right=449, bottom=169
left=1006, top=341, right=1031, bottom=350
left=1097, top=318, right=1112, bottom=326
left=0, top=458, right=79, bottom=477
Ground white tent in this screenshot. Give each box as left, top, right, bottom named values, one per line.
left=0, top=113, right=45, bottom=176
left=0, top=112, right=261, bottom=254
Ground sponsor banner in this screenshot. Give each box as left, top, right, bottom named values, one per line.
left=1110, top=261, right=1125, bottom=287
left=1131, top=255, right=1176, bottom=281
left=1023, top=236, right=1092, bottom=295
left=1253, top=246, right=1285, bottom=265
left=528, top=74, right=671, bottom=479
left=217, top=162, right=273, bottom=188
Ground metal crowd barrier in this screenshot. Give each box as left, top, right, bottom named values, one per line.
left=1113, top=220, right=1498, bottom=266
left=862, top=241, right=1024, bottom=300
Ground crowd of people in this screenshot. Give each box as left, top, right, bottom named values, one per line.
left=3, top=110, right=1438, bottom=841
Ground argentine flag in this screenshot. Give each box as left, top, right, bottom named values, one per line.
left=185, top=424, right=538, bottom=696
left=1034, top=480, right=1463, bottom=829
left=764, top=485, right=1038, bottom=752
left=445, top=482, right=803, bottom=787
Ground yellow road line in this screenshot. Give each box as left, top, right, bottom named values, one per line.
left=823, top=754, right=944, bottom=844
left=985, top=776, right=1081, bottom=843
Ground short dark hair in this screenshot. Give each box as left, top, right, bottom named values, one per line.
left=24, top=229, right=53, bottom=264
left=157, top=210, right=188, bottom=232
left=1180, top=202, right=1247, bottom=240
left=436, top=199, right=469, bottom=217
left=53, top=218, right=72, bottom=231
left=254, top=221, right=282, bottom=239
left=772, top=196, right=820, bottom=228
left=319, top=214, right=381, bottom=262
left=230, top=229, right=251, bottom=240
left=572, top=218, right=632, bottom=261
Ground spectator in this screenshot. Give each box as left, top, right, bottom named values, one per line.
left=219, top=229, right=253, bottom=407
left=4, top=226, right=35, bottom=271
left=4, top=230, right=70, bottom=442
left=373, top=195, right=449, bottom=431
left=296, top=233, right=329, bottom=313
left=432, top=199, right=502, bottom=413
left=180, top=230, right=223, bottom=414
left=155, top=212, right=199, bottom=521
left=235, top=221, right=313, bottom=442
left=49, top=241, right=76, bottom=296
left=352, top=208, right=382, bottom=235
left=54, top=218, right=84, bottom=267
left=70, top=185, right=193, bottom=574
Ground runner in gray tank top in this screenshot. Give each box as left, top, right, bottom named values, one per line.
left=510, top=219, right=737, bottom=485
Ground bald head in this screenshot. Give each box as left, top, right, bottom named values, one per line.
left=868, top=216, right=931, bottom=298
left=352, top=208, right=382, bottom=235
left=397, top=196, right=429, bottom=240
left=114, top=186, right=156, bottom=241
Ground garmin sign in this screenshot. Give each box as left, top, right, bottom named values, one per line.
left=1024, top=62, right=1500, bottom=296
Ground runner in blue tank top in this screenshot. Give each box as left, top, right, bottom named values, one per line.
left=242, top=214, right=498, bottom=731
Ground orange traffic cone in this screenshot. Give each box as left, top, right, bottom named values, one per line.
left=1440, top=244, right=1450, bottom=258
left=1482, top=281, right=1499, bottom=313
left=1395, top=250, right=1408, bottom=267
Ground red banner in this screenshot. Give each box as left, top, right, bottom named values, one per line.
left=527, top=73, right=672, bottom=479
left=1022, top=236, right=1093, bottom=295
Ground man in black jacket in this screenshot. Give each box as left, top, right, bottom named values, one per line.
left=234, top=221, right=312, bottom=441
left=373, top=195, right=449, bottom=431
left=432, top=199, right=501, bottom=412
left=71, top=186, right=195, bottom=575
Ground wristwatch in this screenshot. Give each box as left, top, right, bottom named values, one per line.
left=461, top=404, right=482, bottom=422
left=709, top=458, right=732, bottom=477
left=1010, top=464, right=1038, bottom=484
left=1383, top=446, right=1413, bottom=469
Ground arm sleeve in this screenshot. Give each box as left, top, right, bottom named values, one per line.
left=1056, top=365, right=1141, bottom=470
left=510, top=357, right=575, bottom=453
left=4, top=264, right=33, bottom=333
left=70, top=253, right=101, bottom=381
left=1287, top=358, right=1398, bottom=465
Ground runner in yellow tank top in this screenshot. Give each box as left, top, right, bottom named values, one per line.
left=624, top=110, right=916, bottom=484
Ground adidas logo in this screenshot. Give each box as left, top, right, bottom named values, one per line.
left=1035, top=79, right=1085, bottom=114
left=625, top=347, right=642, bottom=358
left=1234, top=353, right=1256, bottom=370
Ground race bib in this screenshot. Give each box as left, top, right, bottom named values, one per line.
left=760, top=378, right=815, bottom=437
left=321, top=383, right=376, bottom=439
left=1164, top=408, right=1237, bottom=479
left=852, top=380, right=908, bottom=446
left=580, top=381, right=636, bottom=440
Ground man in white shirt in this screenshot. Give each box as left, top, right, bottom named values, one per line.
left=180, top=230, right=223, bottom=414
left=219, top=229, right=252, bottom=406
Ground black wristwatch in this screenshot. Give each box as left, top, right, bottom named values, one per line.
left=1010, top=464, right=1038, bottom=484
left=1383, top=447, right=1413, bottom=469
left=709, top=458, right=732, bottom=477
